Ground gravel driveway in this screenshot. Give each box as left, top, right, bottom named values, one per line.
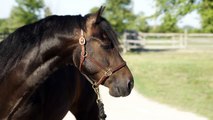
left=63, top=86, right=208, bottom=120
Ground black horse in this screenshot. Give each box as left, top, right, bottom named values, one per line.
left=0, top=7, right=134, bottom=120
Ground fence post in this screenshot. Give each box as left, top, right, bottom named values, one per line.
left=184, top=30, right=188, bottom=48
left=179, top=34, right=184, bottom=48
left=142, top=34, right=146, bottom=47
left=172, top=34, right=176, bottom=48
left=123, top=32, right=127, bottom=53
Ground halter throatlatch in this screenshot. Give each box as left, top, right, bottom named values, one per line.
left=78, top=29, right=126, bottom=120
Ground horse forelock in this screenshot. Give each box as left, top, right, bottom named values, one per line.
left=99, top=18, right=120, bottom=50
left=85, top=14, right=119, bottom=50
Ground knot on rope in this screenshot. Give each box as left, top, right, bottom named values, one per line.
left=97, top=99, right=107, bottom=120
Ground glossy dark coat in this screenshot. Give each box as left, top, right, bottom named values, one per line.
left=0, top=7, right=134, bottom=120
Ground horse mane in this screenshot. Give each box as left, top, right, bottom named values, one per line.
left=0, top=15, right=85, bottom=80
left=0, top=13, right=119, bottom=80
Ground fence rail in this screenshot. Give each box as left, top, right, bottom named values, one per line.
left=1, top=32, right=213, bottom=52
left=123, top=32, right=213, bottom=52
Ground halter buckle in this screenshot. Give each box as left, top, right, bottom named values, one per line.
left=104, top=68, right=112, bottom=77
left=81, top=51, right=87, bottom=57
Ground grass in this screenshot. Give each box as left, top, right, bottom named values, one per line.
left=123, top=51, right=213, bottom=120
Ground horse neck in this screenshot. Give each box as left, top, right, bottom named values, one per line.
left=11, top=34, right=80, bottom=84
left=0, top=33, right=80, bottom=119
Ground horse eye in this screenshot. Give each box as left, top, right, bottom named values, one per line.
left=101, top=43, right=113, bottom=49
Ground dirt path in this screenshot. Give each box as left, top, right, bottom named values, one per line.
left=63, top=86, right=208, bottom=120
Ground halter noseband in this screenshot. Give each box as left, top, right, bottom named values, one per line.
left=78, top=30, right=126, bottom=86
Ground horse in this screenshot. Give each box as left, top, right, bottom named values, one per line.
left=0, top=6, right=134, bottom=119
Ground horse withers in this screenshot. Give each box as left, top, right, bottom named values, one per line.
left=0, top=6, right=134, bottom=119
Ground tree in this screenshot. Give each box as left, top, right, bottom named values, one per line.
left=199, top=0, right=213, bottom=33
left=8, top=0, right=45, bottom=29
left=155, top=0, right=213, bottom=33
left=105, top=0, right=136, bottom=33
left=0, top=19, right=9, bottom=33
left=159, top=13, right=179, bottom=32
left=90, top=0, right=136, bottom=33
left=155, top=0, right=198, bottom=32
left=155, top=0, right=196, bottom=32
left=44, top=6, right=52, bottom=17
left=126, top=12, right=149, bottom=32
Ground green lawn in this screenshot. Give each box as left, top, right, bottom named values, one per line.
left=123, top=51, right=213, bottom=120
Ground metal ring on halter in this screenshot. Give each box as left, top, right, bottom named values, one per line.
left=79, top=37, right=86, bottom=45
left=92, top=84, right=101, bottom=100
left=82, top=51, right=88, bottom=57
left=104, top=68, right=112, bottom=77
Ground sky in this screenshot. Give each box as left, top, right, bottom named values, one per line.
left=0, top=0, right=201, bottom=28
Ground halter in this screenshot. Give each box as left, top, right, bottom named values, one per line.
left=78, top=29, right=126, bottom=87
left=78, top=29, right=126, bottom=119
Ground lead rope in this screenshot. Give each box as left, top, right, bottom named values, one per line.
left=92, top=85, right=107, bottom=120
left=81, top=73, right=107, bottom=120
left=79, top=30, right=106, bottom=120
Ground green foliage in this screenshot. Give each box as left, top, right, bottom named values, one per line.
left=90, top=7, right=99, bottom=13
left=0, top=0, right=51, bottom=32
left=155, top=0, right=212, bottom=33
left=155, top=0, right=198, bottom=32
left=90, top=0, right=148, bottom=33
left=8, top=0, right=45, bottom=28
left=0, top=19, right=9, bottom=33
left=127, top=12, right=149, bottom=32
left=159, top=13, right=179, bottom=32
left=1, top=0, right=211, bottom=33
left=103, top=0, right=136, bottom=33
left=156, top=0, right=197, bottom=17
left=91, top=0, right=205, bottom=33
left=199, top=0, right=213, bottom=33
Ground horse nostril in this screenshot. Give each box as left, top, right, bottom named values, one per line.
left=127, top=80, right=134, bottom=92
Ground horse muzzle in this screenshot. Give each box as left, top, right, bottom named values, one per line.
left=108, top=78, right=134, bottom=97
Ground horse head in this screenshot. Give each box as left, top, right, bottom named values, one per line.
left=73, top=7, right=134, bottom=97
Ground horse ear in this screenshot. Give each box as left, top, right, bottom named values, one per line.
left=85, top=6, right=105, bottom=32
left=95, top=6, right=105, bottom=24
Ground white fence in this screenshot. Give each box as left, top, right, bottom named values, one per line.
left=1, top=32, right=213, bottom=52
left=123, top=32, right=213, bottom=52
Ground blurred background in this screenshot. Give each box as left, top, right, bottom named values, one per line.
left=0, top=0, right=212, bottom=119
